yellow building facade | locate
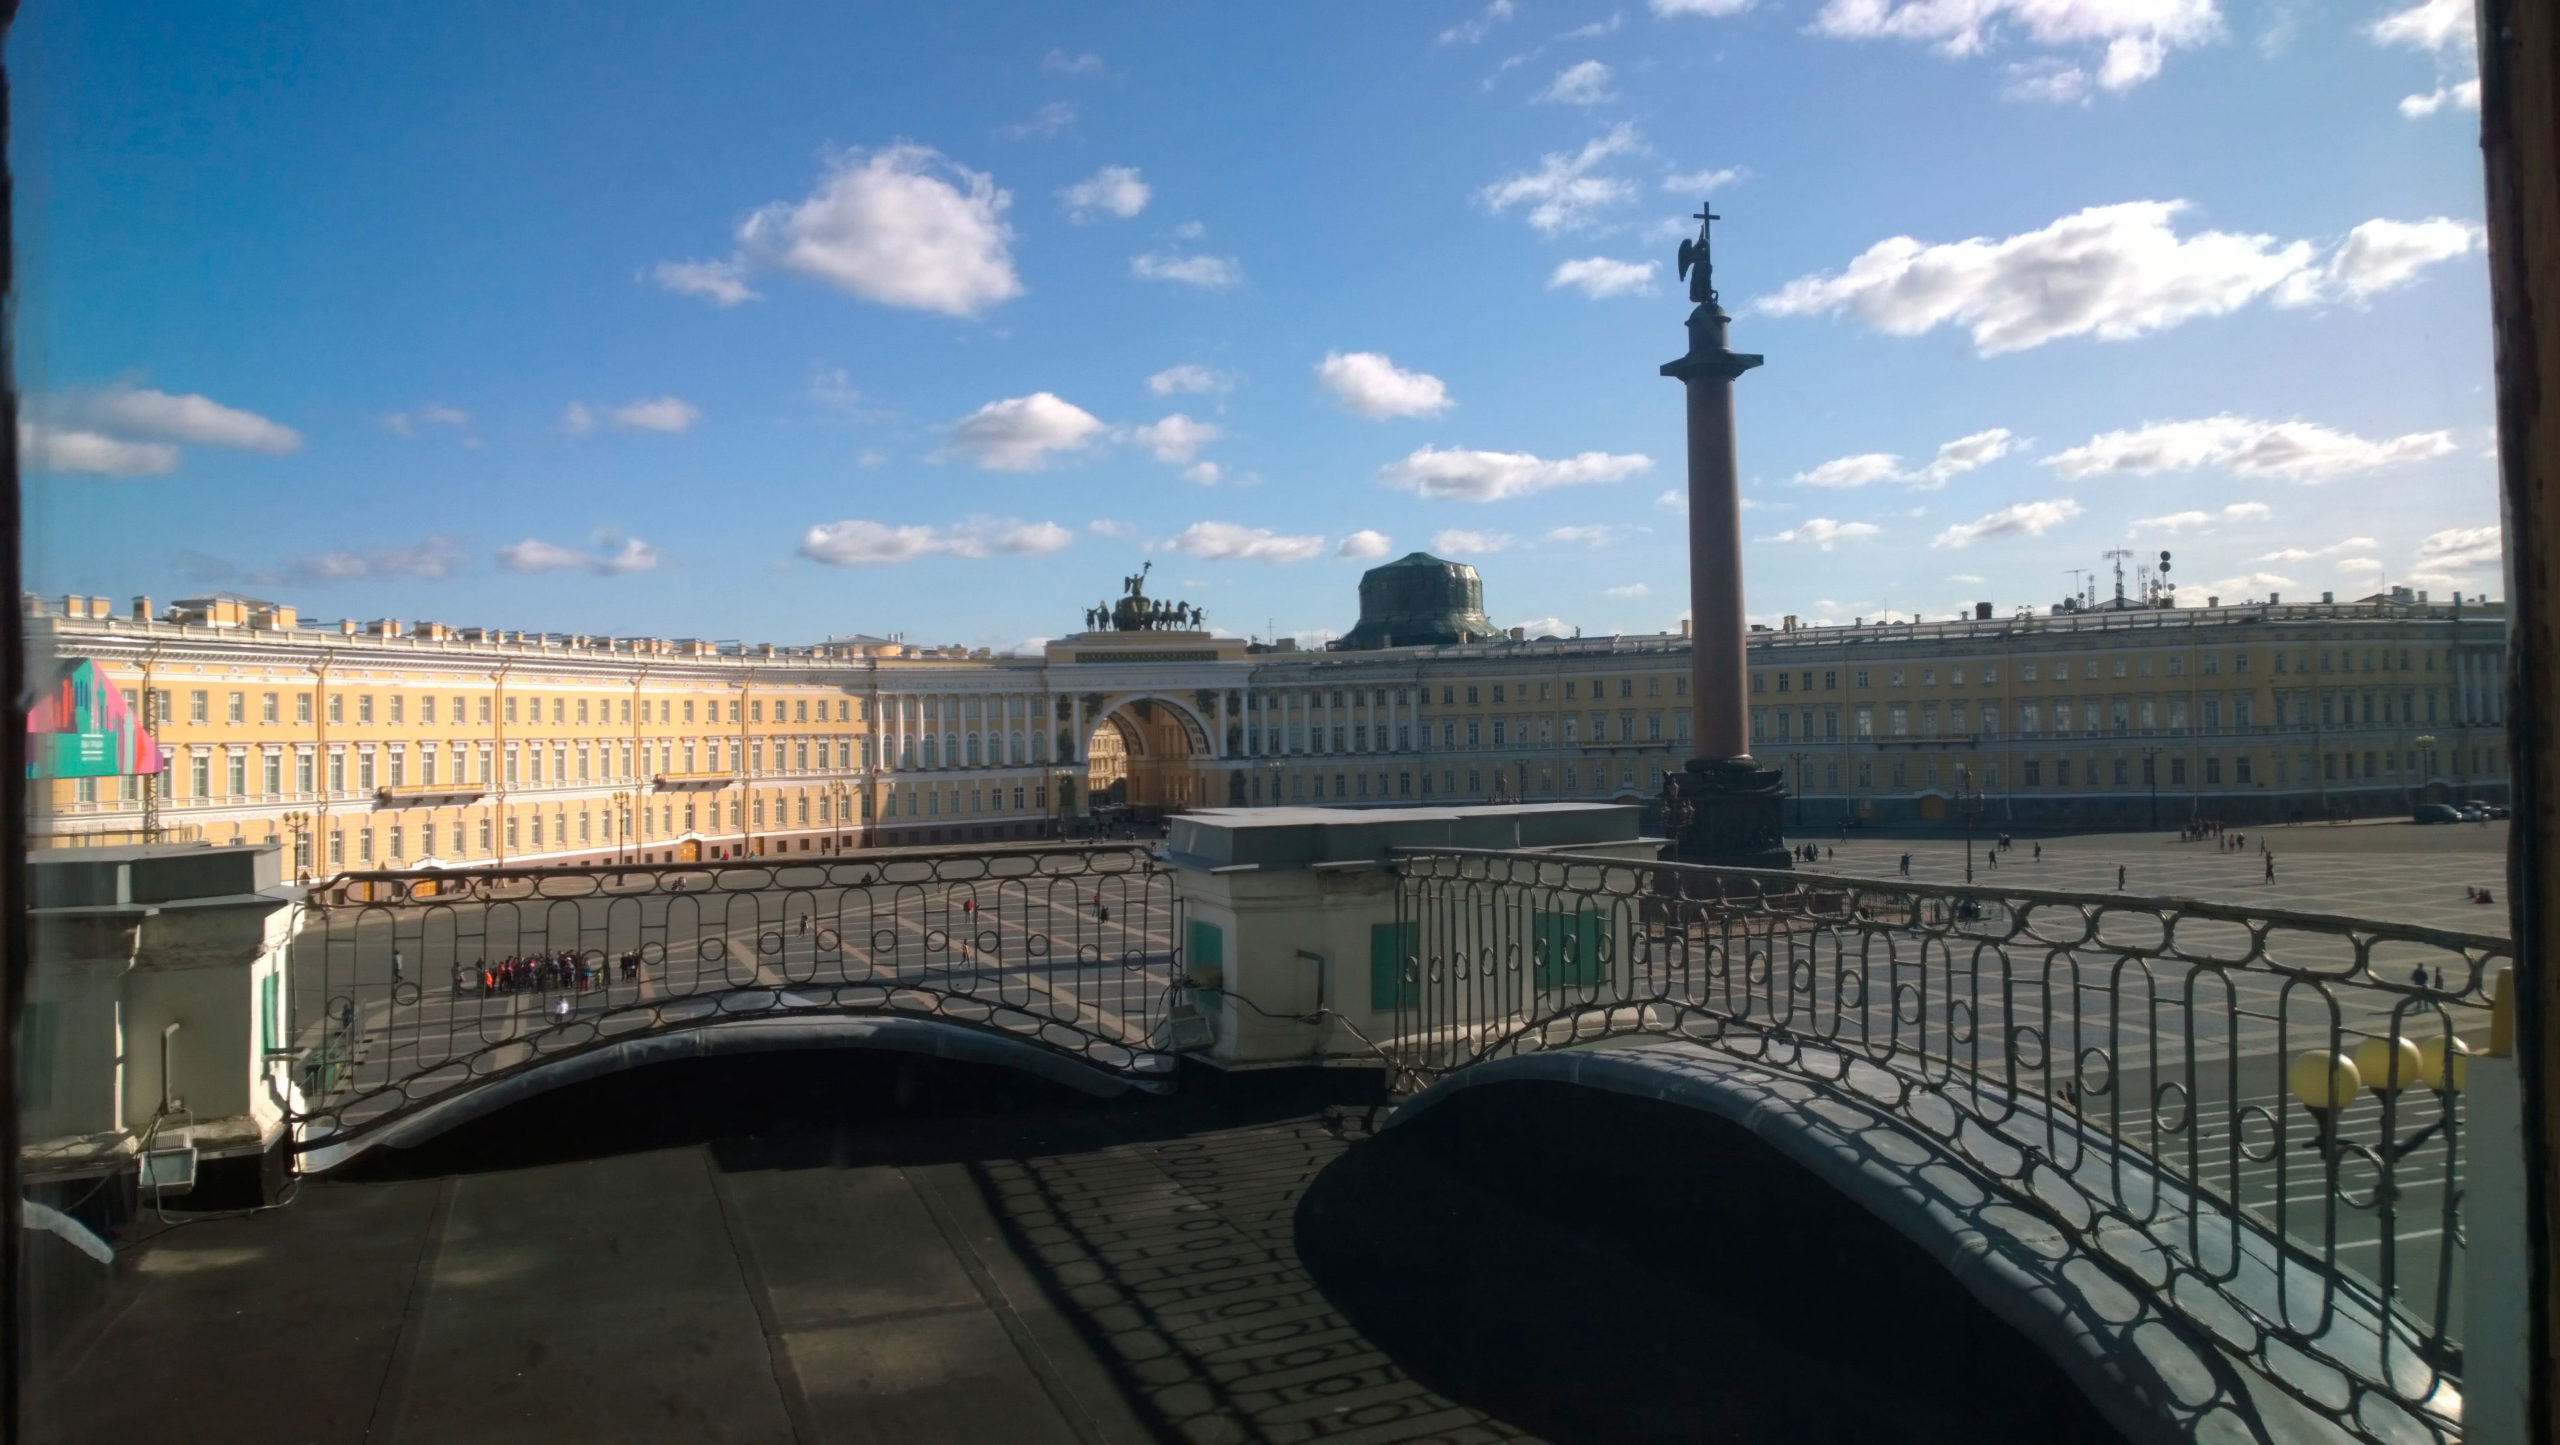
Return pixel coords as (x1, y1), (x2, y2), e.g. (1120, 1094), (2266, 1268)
(29, 586), (2511, 868)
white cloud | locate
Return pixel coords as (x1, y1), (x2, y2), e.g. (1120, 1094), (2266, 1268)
(1439, 0), (1517, 45)
(1946, 573), (1985, 584)
(1147, 364), (1229, 396)
(799, 515), (1074, 566)
(1431, 528), (1515, 555)
(23, 383), (303, 476)
(1317, 351), (1454, 419)
(1545, 523), (1639, 547)
(1560, 14), (1627, 40)
(2337, 557), (2386, 574)
(2399, 80), (2481, 116)
(798, 522), (940, 566)
(1919, 428), (2021, 482)
(1766, 518), (1881, 550)
(1929, 499), (2083, 549)
(2254, 536), (2374, 562)
(1041, 48), (1105, 74)
(2133, 502), (2272, 533)
(562, 402), (595, 435)
(1131, 251), (1242, 289)
(1169, 521), (1325, 563)
(1477, 122), (1643, 234)
(612, 396), (701, 433)
(1183, 462), (1222, 486)
(1792, 428), (2016, 489)
(1661, 166), (1744, 194)
(1539, 59), (1618, 105)
(1810, 0), (2224, 95)
(997, 101), (1078, 141)
(1755, 202), (2478, 356)
(498, 536), (663, 575)
(2319, 217), (2481, 300)
(1060, 165), (1151, 222)
(1126, 413), (1221, 464)
(385, 404), (470, 437)
(37, 382), (301, 457)
(727, 143), (1021, 317)
(1381, 446), (1652, 501)
(1651, 0), (1752, 15)
(1549, 256), (1658, 297)
(809, 368), (884, 419)
(2411, 524), (2502, 577)
(2197, 571), (2297, 597)
(19, 424), (179, 477)
(276, 537), (469, 584)
(650, 258), (760, 306)
(2045, 415), (2457, 481)
(942, 393), (1108, 471)
(1604, 582), (1651, 597)
(2370, 0), (2472, 51)
(1338, 529), (1395, 559)
(943, 516), (1076, 557)
(1087, 519), (1139, 540)
(1794, 453), (1905, 489)
(1654, 488), (1688, 514)
(1511, 616), (1573, 637)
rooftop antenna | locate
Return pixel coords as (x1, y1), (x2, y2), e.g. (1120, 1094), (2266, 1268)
(2103, 548), (2133, 605)
(2065, 569), (2089, 609)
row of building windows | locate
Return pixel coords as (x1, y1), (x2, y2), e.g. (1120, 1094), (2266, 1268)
(157, 687), (866, 729)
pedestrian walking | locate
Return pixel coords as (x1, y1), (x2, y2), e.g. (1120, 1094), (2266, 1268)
(392, 949), (404, 984)
(2264, 855), (2276, 884)
(2033, 843), (2042, 862)
(2116, 864), (2127, 890)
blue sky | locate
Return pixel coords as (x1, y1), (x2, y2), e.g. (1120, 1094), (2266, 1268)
(14, 0), (2497, 649)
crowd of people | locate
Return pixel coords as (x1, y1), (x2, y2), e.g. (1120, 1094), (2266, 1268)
(464, 950), (646, 996)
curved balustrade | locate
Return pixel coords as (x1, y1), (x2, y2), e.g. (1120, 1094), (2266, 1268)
(1388, 847), (2504, 1444)
(288, 845), (1184, 1156)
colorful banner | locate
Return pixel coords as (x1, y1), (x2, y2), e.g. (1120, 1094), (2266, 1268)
(28, 658), (167, 779)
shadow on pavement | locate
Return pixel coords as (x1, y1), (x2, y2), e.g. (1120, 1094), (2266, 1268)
(1295, 1080), (2125, 1444)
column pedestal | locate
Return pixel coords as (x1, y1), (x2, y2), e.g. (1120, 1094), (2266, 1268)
(1659, 756), (1791, 872)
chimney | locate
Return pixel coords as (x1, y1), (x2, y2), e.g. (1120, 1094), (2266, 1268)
(2321, 591), (2334, 604)
(133, 595), (153, 622)
(1508, 626), (1525, 641)
(1678, 618), (1692, 636)
(2207, 596), (2219, 608)
(1782, 614), (1798, 631)
(2269, 592), (2280, 604)
(1973, 601), (1992, 620)
(341, 618), (359, 635)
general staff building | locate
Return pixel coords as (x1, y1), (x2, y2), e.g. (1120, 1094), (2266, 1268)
(27, 552), (2511, 874)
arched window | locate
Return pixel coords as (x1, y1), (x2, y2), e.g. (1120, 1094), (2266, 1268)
(1032, 731), (1048, 762)
(1011, 731), (1025, 764)
(944, 732), (960, 768)
(966, 734), (981, 766)
(921, 737), (939, 769)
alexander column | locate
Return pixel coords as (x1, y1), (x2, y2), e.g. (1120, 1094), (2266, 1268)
(1659, 206), (1790, 872)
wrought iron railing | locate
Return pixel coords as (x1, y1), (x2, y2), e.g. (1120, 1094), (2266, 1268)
(1388, 848), (2502, 1443)
(290, 845), (1183, 1153)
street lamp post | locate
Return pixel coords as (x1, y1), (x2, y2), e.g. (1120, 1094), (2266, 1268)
(2141, 746), (2163, 831)
(826, 780), (850, 853)
(1957, 767), (1976, 884)
(1267, 757), (1284, 809)
(1788, 752), (1808, 829)
(610, 790), (633, 865)
(282, 810), (312, 884)
(2413, 733), (2437, 809)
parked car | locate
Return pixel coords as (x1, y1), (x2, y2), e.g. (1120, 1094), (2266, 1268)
(2457, 803), (2490, 822)
(2485, 804), (2513, 820)
(2413, 803), (2460, 824)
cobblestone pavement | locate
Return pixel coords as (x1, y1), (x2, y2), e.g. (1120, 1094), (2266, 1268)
(1804, 819), (2511, 935)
